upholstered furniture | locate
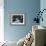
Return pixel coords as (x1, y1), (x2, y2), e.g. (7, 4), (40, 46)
(17, 25), (46, 46)
(32, 25), (46, 46)
(1, 25), (46, 46)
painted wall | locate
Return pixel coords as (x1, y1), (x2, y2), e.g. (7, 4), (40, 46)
(0, 0), (4, 42)
(4, 0), (40, 42)
(40, 0), (46, 27)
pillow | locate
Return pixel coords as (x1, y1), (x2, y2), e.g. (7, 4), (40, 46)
(17, 37), (25, 46)
(23, 32), (34, 46)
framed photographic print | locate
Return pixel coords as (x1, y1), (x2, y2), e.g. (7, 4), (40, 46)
(11, 14), (25, 25)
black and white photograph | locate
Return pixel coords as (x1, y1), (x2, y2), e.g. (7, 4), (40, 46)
(11, 14), (25, 25)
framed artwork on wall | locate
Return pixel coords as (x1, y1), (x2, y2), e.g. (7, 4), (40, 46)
(11, 14), (25, 25)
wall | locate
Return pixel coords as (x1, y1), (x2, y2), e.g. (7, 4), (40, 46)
(4, 0), (40, 42)
(0, 0), (4, 42)
(40, 0), (46, 27)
